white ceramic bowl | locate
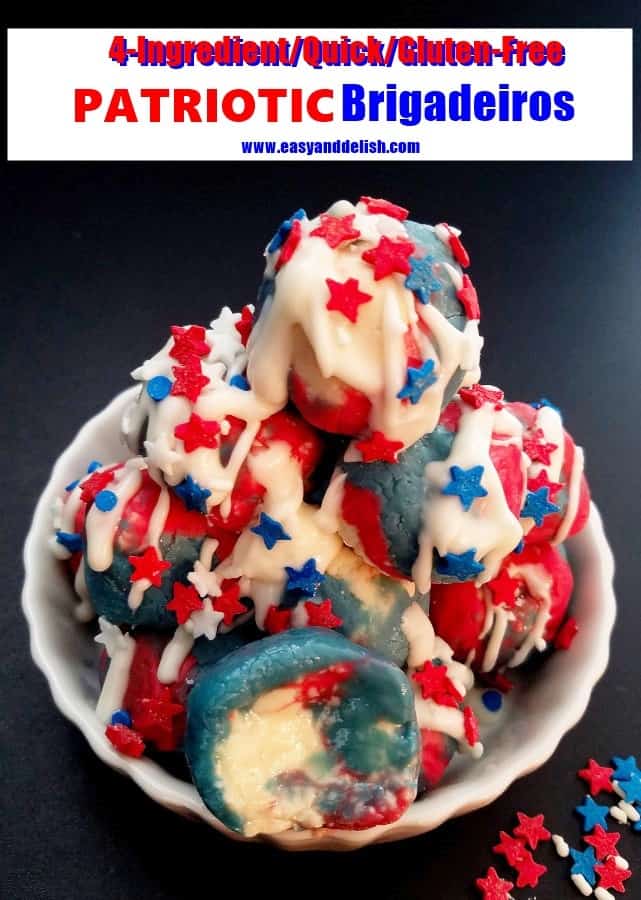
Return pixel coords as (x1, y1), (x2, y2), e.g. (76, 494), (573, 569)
(22, 387), (616, 851)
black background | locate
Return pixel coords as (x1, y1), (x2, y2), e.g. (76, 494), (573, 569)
(2, 10), (641, 899)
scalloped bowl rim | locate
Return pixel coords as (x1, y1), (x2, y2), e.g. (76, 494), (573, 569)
(22, 387), (616, 851)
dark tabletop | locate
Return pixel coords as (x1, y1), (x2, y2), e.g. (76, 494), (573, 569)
(2, 13), (641, 900)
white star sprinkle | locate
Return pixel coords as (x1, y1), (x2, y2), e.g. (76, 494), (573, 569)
(186, 598), (224, 641)
(187, 560), (222, 599)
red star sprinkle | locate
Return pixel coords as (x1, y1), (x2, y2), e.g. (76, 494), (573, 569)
(311, 213), (361, 248)
(578, 759), (615, 796)
(170, 361), (210, 404)
(212, 580), (246, 626)
(80, 468), (116, 504)
(459, 384), (505, 410)
(554, 617), (579, 650)
(128, 546), (171, 587)
(275, 218), (302, 270)
(487, 569), (521, 610)
(264, 605), (292, 634)
(439, 222), (470, 267)
(359, 196), (409, 221)
(361, 235), (416, 280)
(235, 305), (253, 346)
(166, 582), (204, 624)
(493, 831), (531, 867)
(174, 413), (221, 453)
(523, 428), (558, 466)
(412, 661), (463, 708)
(304, 599), (343, 629)
(513, 812), (551, 850)
(527, 469), (563, 500)
(169, 325), (210, 364)
(355, 430), (404, 463)
(475, 866), (514, 900)
(325, 277), (373, 323)
(595, 857), (632, 892)
(464, 706), (480, 747)
(105, 723), (146, 758)
(584, 825), (621, 860)
(132, 687), (184, 745)
(514, 853), (547, 889)
(456, 274), (481, 320)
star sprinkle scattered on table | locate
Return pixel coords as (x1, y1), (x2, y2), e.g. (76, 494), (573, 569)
(513, 812), (551, 850)
(475, 867), (514, 900)
(584, 825), (622, 860)
(595, 857), (632, 893)
(576, 796), (611, 833)
(579, 760), (616, 796)
(569, 846), (598, 887)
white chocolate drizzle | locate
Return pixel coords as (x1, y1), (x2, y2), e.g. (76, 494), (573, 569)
(95, 617), (136, 723)
(247, 200), (483, 449)
(412, 401), (525, 593)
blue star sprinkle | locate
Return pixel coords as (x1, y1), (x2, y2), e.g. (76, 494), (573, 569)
(285, 558), (324, 596)
(442, 465), (488, 511)
(174, 475), (211, 513)
(513, 539), (525, 554)
(267, 208), (307, 253)
(65, 479), (80, 493)
(520, 487), (560, 526)
(230, 374), (250, 391)
(530, 397), (562, 418)
(404, 255), (442, 304)
(397, 359), (438, 405)
(435, 549), (484, 582)
(95, 490), (118, 512)
(569, 846), (597, 887)
(55, 531), (83, 553)
(147, 375), (172, 401)
(110, 709), (132, 727)
(86, 460), (102, 473)
(619, 772), (641, 804)
(634, 819), (641, 833)
(251, 512), (292, 550)
(575, 796), (610, 832)
(481, 690), (503, 713)
(612, 756), (641, 782)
